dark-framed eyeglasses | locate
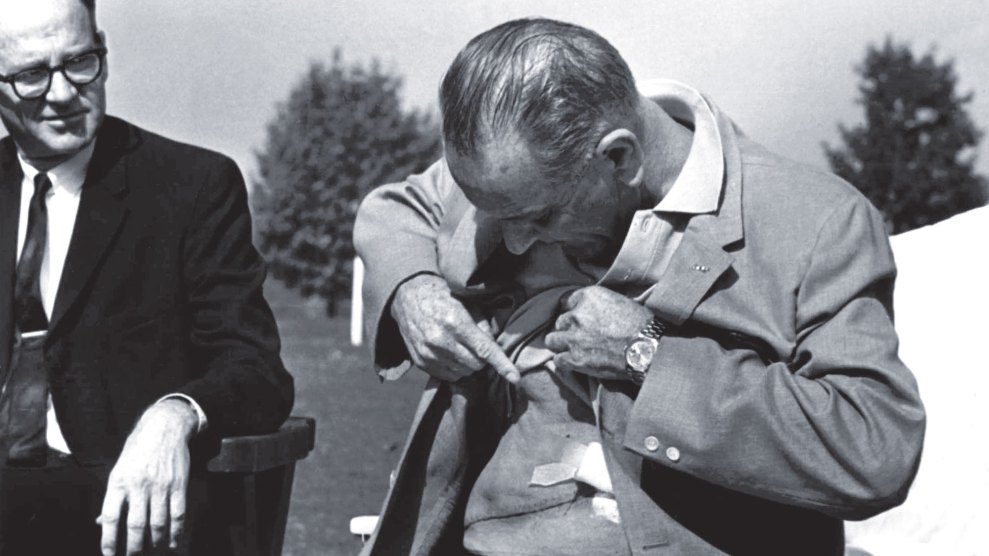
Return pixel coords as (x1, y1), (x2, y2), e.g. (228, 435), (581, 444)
(0, 47), (108, 101)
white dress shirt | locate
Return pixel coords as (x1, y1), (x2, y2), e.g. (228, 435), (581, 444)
(15, 145), (206, 454)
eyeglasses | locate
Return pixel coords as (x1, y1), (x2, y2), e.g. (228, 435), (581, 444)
(0, 47), (107, 101)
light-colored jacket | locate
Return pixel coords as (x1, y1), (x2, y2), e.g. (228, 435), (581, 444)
(353, 99), (925, 555)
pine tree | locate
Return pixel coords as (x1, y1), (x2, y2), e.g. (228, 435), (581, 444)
(253, 50), (441, 314)
(824, 38), (986, 234)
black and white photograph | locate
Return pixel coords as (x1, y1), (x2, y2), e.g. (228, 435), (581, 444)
(0, 0), (986, 554)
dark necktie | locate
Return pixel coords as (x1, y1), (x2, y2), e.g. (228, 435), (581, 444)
(14, 173), (52, 333)
(1, 173), (52, 466)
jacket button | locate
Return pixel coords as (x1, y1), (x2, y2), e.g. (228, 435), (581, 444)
(666, 446), (681, 462)
(644, 436), (660, 452)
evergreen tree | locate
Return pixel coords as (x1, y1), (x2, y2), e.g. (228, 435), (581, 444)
(253, 50), (441, 314)
(824, 38), (986, 234)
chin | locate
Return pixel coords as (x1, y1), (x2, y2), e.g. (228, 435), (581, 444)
(32, 130), (96, 160)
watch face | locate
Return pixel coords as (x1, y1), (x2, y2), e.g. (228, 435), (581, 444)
(626, 338), (658, 373)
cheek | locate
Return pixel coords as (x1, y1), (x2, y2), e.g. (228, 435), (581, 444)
(0, 95), (32, 126)
(80, 85), (107, 114)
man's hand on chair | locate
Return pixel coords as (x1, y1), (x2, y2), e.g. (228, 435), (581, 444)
(99, 399), (198, 555)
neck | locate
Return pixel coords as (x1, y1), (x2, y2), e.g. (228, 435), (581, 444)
(19, 141), (93, 173)
(22, 155), (70, 173)
(636, 98), (693, 207)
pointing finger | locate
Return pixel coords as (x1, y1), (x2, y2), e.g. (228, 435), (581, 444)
(482, 344), (520, 384)
(466, 329), (519, 384)
(474, 317), (493, 336)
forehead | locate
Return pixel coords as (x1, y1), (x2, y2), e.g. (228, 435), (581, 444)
(0, 0), (94, 64)
(445, 136), (561, 218)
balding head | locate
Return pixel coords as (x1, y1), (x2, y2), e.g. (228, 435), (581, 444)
(0, 0), (96, 46)
(440, 18), (639, 188)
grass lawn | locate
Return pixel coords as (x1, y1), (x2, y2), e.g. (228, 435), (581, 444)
(264, 279), (426, 555)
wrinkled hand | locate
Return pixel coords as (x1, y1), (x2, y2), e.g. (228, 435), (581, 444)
(544, 286), (652, 380)
(391, 273), (519, 384)
(99, 399), (198, 555)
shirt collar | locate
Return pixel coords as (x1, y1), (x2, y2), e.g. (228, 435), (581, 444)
(637, 79), (725, 215)
(16, 141), (96, 196)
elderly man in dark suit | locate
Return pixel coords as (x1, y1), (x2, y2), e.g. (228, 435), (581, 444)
(0, 0), (293, 554)
(355, 18), (925, 555)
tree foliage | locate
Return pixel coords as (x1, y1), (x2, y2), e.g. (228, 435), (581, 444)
(253, 50), (441, 314)
(824, 38), (986, 234)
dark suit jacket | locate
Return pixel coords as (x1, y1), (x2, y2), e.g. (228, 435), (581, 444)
(354, 92), (925, 554)
(0, 116), (293, 470)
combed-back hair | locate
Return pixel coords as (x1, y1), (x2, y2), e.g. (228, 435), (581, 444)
(440, 18), (638, 185)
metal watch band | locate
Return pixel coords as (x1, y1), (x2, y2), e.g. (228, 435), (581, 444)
(624, 315), (668, 384)
(640, 316), (667, 340)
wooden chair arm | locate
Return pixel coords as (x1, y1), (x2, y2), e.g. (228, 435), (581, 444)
(207, 416), (316, 473)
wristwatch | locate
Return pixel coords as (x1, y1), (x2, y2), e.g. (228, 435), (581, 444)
(624, 316), (667, 384)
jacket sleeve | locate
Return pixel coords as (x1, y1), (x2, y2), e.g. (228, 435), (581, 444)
(175, 155), (294, 436)
(623, 196), (925, 520)
(353, 159), (459, 379)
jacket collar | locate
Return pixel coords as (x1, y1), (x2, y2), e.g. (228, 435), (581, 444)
(640, 79), (725, 216)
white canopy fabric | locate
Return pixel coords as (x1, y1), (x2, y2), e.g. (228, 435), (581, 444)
(845, 206), (989, 555)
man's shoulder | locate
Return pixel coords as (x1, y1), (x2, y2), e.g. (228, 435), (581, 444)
(736, 137), (879, 226)
(101, 116), (238, 175)
(0, 134), (17, 168)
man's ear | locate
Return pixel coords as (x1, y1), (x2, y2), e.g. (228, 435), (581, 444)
(594, 129), (644, 187)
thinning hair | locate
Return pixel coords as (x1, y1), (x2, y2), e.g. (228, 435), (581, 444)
(440, 18), (638, 185)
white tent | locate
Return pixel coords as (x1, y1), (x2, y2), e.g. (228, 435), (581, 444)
(846, 206), (989, 555)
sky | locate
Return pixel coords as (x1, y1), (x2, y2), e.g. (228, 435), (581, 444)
(10, 1), (989, 184)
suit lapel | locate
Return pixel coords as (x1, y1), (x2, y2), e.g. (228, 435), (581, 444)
(0, 139), (23, 370)
(644, 228), (734, 325)
(644, 113), (745, 325)
(48, 120), (133, 334)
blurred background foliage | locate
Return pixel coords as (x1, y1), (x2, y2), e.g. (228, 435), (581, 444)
(252, 49), (441, 315)
(825, 38), (986, 234)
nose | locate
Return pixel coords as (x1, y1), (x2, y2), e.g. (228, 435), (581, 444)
(501, 220), (540, 255)
(45, 70), (78, 103)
